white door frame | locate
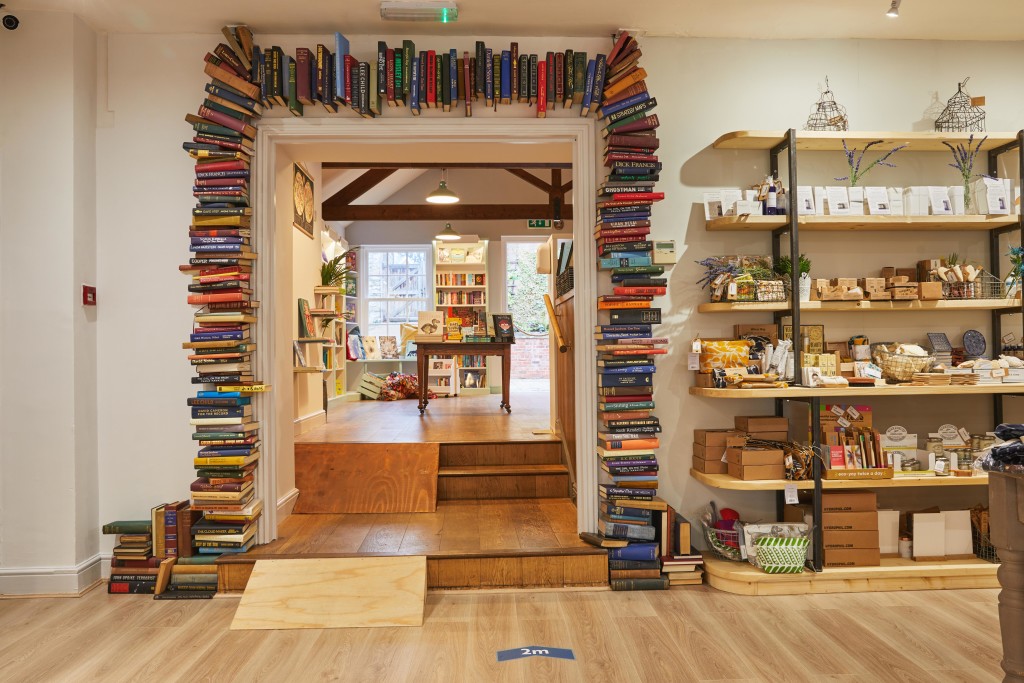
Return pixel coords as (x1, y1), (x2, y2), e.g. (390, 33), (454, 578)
(253, 118), (599, 543)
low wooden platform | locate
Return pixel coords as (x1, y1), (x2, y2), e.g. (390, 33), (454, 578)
(218, 499), (606, 592)
(704, 556), (1000, 595)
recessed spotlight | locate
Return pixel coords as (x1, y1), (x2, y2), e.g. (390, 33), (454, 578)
(886, 0), (901, 18)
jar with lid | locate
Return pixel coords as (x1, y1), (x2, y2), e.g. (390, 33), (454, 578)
(934, 452), (951, 476)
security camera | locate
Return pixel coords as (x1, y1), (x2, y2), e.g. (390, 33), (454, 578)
(1, 4), (18, 30)
(552, 219), (565, 230)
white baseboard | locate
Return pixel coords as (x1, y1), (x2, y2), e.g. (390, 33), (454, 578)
(293, 409), (326, 436)
(0, 553), (104, 596)
(277, 487), (300, 519)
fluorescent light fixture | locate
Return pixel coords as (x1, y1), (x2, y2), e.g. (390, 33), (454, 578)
(435, 223), (461, 241)
(426, 169), (459, 204)
(886, 0), (901, 18)
(380, 1), (458, 22)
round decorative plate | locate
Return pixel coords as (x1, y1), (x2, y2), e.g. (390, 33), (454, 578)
(963, 329), (986, 357)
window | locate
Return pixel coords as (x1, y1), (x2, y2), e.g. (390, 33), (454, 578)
(360, 245), (432, 340)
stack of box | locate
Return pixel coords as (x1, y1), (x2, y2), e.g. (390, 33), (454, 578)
(725, 437), (784, 481)
(735, 415), (788, 441)
(821, 491), (880, 567)
(692, 429), (740, 474)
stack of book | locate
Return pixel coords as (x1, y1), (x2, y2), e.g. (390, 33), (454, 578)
(180, 25), (265, 578)
(607, 542), (666, 590)
(593, 32), (677, 590)
(655, 504), (705, 588)
(104, 519), (156, 593)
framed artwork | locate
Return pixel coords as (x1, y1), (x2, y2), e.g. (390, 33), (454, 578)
(292, 163), (315, 239)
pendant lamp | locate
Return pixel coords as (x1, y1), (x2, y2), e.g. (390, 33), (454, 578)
(426, 169), (459, 204)
(435, 222), (461, 241)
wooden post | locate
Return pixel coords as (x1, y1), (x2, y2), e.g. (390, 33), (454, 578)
(990, 471), (1024, 682)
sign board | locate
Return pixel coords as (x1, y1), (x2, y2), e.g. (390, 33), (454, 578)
(527, 219), (552, 229)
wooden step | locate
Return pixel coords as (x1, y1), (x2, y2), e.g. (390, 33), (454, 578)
(439, 464), (568, 477)
(440, 441), (562, 467)
(437, 463), (571, 500)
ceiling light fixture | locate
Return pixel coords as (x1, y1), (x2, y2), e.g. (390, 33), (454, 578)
(380, 1), (458, 23)
(435, 223), (461, 241)
(886, 0), (901, 18)
(426, 169), (459, 204)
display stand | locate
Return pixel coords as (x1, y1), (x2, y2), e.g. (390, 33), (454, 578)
(312, 286), (349, 401)
(692, 129), (1024, 590)
(433, 240), (490, 393)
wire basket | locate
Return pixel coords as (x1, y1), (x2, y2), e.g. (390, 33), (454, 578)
(702, 522), (743, 561)
(871, 345), (934, 382)
(972, 526), (1000, 563)
(756, 280), (787, 302)
(942, 272), (1005, 300)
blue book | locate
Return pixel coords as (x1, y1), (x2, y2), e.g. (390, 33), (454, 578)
(334, 32), (349, 104)
(591, 53), (607, 112)
(198, 391), (241, 398)
(204, 83), (261, 115)
(198, 447), (256, 456)
(604, 251), (650, 260)
(191, 243), (247, 252)
(600, 92), (651, 119)
(484, 48), (493, 103)
(599, 213), (651, 223)
(599, 257), (653, 269)
(597, 373), (653, 387)
(257, 48), (267, 104)
(600, 365), (657, 375)
(607, 542), (659, 561)
(580, 59), (596, 115)
(191, 331), (246, 341)
(608, 475), (659, 482)
(499, 51), (511, 103)
(410, 56), (420, 112)
(449, 48), (458, 105)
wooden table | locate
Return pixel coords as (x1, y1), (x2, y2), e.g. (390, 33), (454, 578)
(416, 342), (512, 415)
(991, 471), (1024, 682)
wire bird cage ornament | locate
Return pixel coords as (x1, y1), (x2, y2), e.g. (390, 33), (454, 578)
(935, 78), (986, 133)
(805, 78), (849, 132)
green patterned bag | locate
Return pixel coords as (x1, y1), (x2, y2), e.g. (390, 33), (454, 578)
(752, 535), (809, 574)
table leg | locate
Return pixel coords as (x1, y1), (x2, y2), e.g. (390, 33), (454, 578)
(501, 348), (511, 413)
(990, 473), (1024, 682)
(417, 353), (427, 415)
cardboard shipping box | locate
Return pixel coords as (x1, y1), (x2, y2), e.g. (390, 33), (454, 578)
(693, 429), (743, 447)
(821, 491), (877, 513)
(692, 457), (728, 475)
(822, 529), (881, 549)
(693, 442), (726, 462)
(823, 547), (881, 567)
(821, 511), (879, 531)
(747, 430), (788, 441)
(726, 447), (784, 466)
(734, 416), (788, 432)
(734, 323), (778, 345)
(727, 462), (785, 480)
(784, 503), (813, 525)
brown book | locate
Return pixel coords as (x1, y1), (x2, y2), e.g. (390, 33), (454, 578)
(610, 569), (662, 580)
(204, 62), (260, 101)
(177, 506), (204, 559)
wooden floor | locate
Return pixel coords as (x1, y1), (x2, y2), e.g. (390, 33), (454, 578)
(247, 499), (589, 557)
(0, 585), (1004, 682)
(298, 390), (552, 443)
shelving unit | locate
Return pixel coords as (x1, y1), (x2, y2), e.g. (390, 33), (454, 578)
(312, 286), (348, 401)
(432, 240), (490, 392)
(692, 128), (1024, 587)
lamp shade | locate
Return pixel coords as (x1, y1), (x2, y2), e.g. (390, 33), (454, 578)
(426, 179), (459, 204)
(435, 223), (461, 241)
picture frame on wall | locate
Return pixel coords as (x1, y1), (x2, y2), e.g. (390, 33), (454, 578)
(292, 163), (315, 239)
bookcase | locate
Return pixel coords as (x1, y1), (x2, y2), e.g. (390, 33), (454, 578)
(427, 357), (458, 396)
(692, 129), (1024, 592)
(312, 286), (349, 401)
(433, 240), (491, 393)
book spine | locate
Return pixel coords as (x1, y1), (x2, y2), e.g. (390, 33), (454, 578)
(537, 60), (547, 118)
(449, 49), (458, 108)
(462, 53), (471, 117)
(108, 580), (156, 594)
(609, 577), (669, 591)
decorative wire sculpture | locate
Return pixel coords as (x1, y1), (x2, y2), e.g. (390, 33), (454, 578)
(935, 78), (986, 133)
(805, 78), (849, 132)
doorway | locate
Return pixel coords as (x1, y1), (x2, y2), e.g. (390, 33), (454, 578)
(500, 237), (551, 395)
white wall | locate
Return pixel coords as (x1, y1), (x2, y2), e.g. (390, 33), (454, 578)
(0, 11), (99, 593)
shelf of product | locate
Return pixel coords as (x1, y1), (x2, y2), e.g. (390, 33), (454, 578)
(706, 214), (1020, 232)
(690, 469), (989, 491)
(712, 130), (1020, 152)
(697, 299), (1020, 314)
(690, 385), (1024, 399)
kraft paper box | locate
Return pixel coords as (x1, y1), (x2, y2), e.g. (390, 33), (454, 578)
(726, 447), (784, 466)
(727, 462), (785, 481)
(692, 457), (728, 474)
(858, 277), (886, 292)
(693, 429), (743, 447)
(751, 430), (788, 441)
(784, 503), (814, 525)
(693, 442), (726, 461)
(821, 511), (879, 531)
(734, 323), (778, 345)
(823, 547), (881, 567)
(734, 415), (788, 432)
(821, 490), (877, 512)
(822, 529), (881, 549)
(919, 281), (944, 300)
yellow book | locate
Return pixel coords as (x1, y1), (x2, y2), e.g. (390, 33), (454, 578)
(193, 452), (260, 467)
(216, 384), (271, 393)
(603, 68), (647, 99)
(597, 301), (651, 310)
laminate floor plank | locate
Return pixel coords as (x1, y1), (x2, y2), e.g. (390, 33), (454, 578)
(357, 513), (413, 554)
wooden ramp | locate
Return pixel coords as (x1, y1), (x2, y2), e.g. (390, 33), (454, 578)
(230, 557), (427, 630)
(294, 443), (439, 513)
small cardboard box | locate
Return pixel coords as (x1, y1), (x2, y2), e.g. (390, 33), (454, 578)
(726, 447), (784, 466)
(747, 430), (788, 441)
(886, 276), (910, 286)
(831, 277), (858, 289)
(695, 373), (714, 388)
(896, 268), (917, 280)
(822, 529), (881, 549)
(858, 277), (886, 292)
(821, 511), (879, 531)
(734, 416), (788, 432)
(693, 442), (726, 461)
(784, 503), (813, 524)
(866, 290), (893, 301)
(823, 547), (881, 567)
(693, 429), (742, 447)
(821, 491), (877, 512)
(891, 286), (919, 300)
(692, 457), (728, 474)
(725, 434), (748, 448)
(919, 281), (944, 301)
(880, 266), (897, 279)
(727, 462), (785, 481)
(918, 259), (943, 282)
(734, 323), (779, 345)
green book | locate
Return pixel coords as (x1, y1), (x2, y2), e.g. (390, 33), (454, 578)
(394, 51), (404, 105)
(402, 39), (415, 95)
(287, 56), (303, 117)
(564, 49), (574, 107)
(102, 520), (152, 534)
(175, 555), (219, 565)
(201, 99), (247, 121)
(573, 51), (587, 104)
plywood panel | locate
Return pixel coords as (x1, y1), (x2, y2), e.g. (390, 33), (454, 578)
(294, 442), (439, 513)
(231, 557), (427, 630)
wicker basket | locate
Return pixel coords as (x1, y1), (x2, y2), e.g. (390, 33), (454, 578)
(702, 522), (743, 561)
(742, 523), (810, 574)
(872, 346), (934, 382)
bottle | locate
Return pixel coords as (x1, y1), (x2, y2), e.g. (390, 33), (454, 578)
(764, 176), (778, 216)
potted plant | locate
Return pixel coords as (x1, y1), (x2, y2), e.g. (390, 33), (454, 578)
(321, 247), (358, 288)
(774, 254), (812, 302)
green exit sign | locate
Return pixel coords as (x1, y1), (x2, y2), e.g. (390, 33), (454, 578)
(527, 219), (552, 229)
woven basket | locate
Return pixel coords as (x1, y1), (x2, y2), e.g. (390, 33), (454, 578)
(872, 347), (933, 382)
(751, 536), (809, 573)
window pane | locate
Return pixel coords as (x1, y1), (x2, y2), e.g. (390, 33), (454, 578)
(366, 323), (391, 339)
(368, 301), (387, 325)
(367, 275), (387, 298)
(367, 251), (386, 276)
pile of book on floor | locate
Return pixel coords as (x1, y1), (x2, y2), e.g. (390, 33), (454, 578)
(602, 502), (704, 590)
(180, 23), (265, 583)
(104, 519), (156, 593)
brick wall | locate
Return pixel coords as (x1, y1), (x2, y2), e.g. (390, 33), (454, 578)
(511, 335), (550, 379)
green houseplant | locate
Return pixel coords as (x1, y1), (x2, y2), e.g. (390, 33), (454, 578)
(321, 247), (358, 288)
(774, 254), (812, 302)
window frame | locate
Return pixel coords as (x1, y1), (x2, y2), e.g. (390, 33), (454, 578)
(358, 244), (434, 341)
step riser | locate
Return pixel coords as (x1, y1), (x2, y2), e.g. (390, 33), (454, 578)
(440, 442), (562, 467)
(438, 474), (570, 500)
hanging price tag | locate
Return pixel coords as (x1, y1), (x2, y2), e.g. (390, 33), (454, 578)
(784, 483), (799, 505)
(845, 406), (861, 421)
(831, 404), (845, 417)
(688, 353), (700, 371)
(837, 416), (852, 429)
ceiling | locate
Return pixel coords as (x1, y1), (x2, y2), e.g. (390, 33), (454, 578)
(23, 0), (1024, 41)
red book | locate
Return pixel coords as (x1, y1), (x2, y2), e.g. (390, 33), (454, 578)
(594, 219), (651, 229)
(595, 228), (652, 239)
(193, 177), (249, 188)
(296, 47), (313, 105)
(554, 53), (564, 107)
(194, 267), (249, 277)
(193, 136), (252, 153)
(187, 292), (250, 304)
(611, 192), (665, 202)
(536, 60), (547, 118)
(194, 190), (247, 198)
(344, 55), (357, 104)
(605, 348), (668, 356)
(385, 48), (396, 106)
(193, 160), (247, 173)
(607, 32), (633, 66)
(597, 236), (650, 247)
(426, 51), (437, 108)
(198, 273), (251, 284)
(193, 325), (246, 333)
(608, 114), (660, 136)
(614, 287), (667, 296)
(463, 52), (473, 118)
(601, 83), (649, 110)
(197, 106), (255, 138)
(204, 52), (246, 80)
(607, 133), (660, 149)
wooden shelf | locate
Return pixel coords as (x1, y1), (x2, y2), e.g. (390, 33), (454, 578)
(349, 358), (414, 363)
(690, 469), (989, 491)
(689, 384), (1024, 399)
(435, 285), (486, 289)
(697, 298), (1020, 314)
(706, 214), (1020, 232)
(703, 555), (999, 595)
(294, 338), (330, 344)
(313, 286), (345, 295)
(293, 367), (323, 374)
(712, 130), (1020, 152)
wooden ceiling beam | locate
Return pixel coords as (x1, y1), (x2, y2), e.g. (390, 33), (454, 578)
(504, 168), (554, 194)
(321, 203), (574, 222)
(322, 168), (398, 209)
(322, 161), (572, 170)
